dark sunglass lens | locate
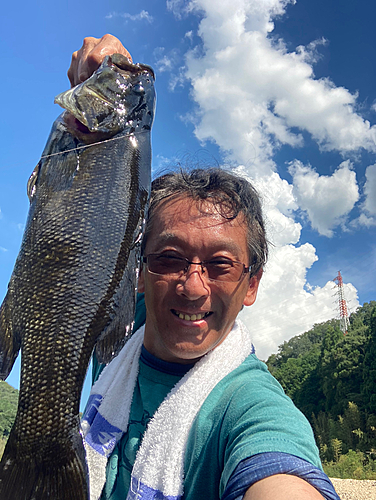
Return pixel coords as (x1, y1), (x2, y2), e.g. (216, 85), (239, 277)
(206, 260), (242, 281)
(149, 255), (186, 275)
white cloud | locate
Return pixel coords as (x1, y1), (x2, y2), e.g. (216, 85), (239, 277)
(106, 10), (153, 23)
(166, 0), (195, 19)
(0, 247), (7, 252)
(288, 160), (359, 236)
(363, 164), (376, 215)
(354, 213), (376, 228)
(354, 163), (376, 227)
(236, 167), (301, 246)
(179, 0), (376, 178)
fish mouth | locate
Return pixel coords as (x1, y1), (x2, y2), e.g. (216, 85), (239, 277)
(171, 309), (212, 322)
(62, 112), (112, 144)
(72, 117), (91, 134)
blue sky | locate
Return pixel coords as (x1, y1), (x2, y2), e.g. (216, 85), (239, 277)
(1, 0), (375, 403)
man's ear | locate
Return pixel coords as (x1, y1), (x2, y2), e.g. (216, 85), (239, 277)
(243, 269), (263, 307)
(138, 266), (145, 293)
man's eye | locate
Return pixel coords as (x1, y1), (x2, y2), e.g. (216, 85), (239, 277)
(209, 259), (234, 268)
(157, 254), (183, 262)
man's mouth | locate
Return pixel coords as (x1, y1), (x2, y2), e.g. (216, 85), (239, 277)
(172, 309), (212, 322)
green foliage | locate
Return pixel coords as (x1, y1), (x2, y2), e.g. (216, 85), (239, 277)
(267, 301), (376, 479)
(0, 381), (18, 438)
(323, 450), (376, 479)
(0, 437), (6, 460)
(362, 307), (376, 412)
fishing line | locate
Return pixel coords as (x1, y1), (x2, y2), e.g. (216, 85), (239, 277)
(40, 130), (148, 160)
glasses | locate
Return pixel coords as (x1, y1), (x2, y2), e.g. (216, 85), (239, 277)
(143, 253), (251, 283)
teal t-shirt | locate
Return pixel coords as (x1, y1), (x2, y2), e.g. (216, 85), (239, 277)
(98, 352), (321, 500)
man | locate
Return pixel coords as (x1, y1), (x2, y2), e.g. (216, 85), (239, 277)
(75, 36), (340, 500)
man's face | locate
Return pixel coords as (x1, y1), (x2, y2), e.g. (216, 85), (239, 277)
(138, 196), (261, 364)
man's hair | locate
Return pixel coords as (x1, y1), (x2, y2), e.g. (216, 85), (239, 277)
(142, 168), (268, 277)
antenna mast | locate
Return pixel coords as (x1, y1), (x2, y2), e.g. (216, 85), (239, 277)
(333, 271), (350, 334)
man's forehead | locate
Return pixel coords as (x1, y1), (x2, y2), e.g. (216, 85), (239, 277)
(154, 195), (244, 227)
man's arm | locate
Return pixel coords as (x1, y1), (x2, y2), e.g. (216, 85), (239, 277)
(244, 474), (324, 499)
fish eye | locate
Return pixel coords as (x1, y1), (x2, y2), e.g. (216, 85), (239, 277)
(132, 83), (145, 95)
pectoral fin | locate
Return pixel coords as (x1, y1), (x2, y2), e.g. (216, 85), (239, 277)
(0, 291), (22, 380)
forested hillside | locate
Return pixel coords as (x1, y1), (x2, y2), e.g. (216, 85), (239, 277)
(0, 380), (19, 457)
(267, 301), (376, 478)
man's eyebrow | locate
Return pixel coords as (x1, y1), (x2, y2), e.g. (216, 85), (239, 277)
(154, 233), (244, 255)
(155, 233), (179, 244)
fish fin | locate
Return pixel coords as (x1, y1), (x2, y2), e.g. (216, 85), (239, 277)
(0, 426), (89, 500)
(0, 292), (22, 380)
(95, 246), (139, 364)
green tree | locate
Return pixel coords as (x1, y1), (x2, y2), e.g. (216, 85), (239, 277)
(0, 381), (18, 438)
(363, 308), (376, 413)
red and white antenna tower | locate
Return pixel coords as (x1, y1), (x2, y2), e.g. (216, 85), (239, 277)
(333, 271), (350, 334)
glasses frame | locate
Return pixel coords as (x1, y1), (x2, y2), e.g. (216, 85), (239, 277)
(142, 253), (251, 283)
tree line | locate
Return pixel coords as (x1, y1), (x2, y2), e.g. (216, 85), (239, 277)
(267, 301), (376, 479)
(0, 380), (19, 458)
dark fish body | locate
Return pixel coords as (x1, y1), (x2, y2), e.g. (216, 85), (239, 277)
(0, 55), (155, 499)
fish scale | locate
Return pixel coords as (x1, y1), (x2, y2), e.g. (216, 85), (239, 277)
(0, 54), (155, 499)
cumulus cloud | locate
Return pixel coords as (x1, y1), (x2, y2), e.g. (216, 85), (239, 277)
(288, 160), (360, 236)
(353, 164), (376, 227)
(236, 167), (301, 246)
(178, 0), (376, 178)
(106, 10), (153, 23)
(355, 213), (376, 227)
(363, 164), (376, 215)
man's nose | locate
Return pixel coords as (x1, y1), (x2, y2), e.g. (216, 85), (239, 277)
(176, 263), (210, 299)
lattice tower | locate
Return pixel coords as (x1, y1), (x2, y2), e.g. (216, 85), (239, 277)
(333, 271), (350, 334)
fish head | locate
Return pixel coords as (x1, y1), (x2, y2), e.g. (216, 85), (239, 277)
(54, 54), (156, 139)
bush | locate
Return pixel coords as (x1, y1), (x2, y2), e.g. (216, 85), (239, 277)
(0, 437), (7, 460)
(323, 450), (376, 479)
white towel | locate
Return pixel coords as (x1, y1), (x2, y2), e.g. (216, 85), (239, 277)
(81, 320), (253, 500)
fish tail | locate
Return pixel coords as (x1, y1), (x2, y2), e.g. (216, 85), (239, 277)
(0, 428), (89, 500)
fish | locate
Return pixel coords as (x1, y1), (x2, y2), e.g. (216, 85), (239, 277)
(0, 53), (156, 500)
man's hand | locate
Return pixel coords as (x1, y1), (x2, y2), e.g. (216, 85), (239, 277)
(67, 34), (132, 87)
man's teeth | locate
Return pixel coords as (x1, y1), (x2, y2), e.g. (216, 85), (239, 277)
(177, 312), (208, 321)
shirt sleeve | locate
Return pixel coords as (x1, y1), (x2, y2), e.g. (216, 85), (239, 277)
(221, 452), (340, 500)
